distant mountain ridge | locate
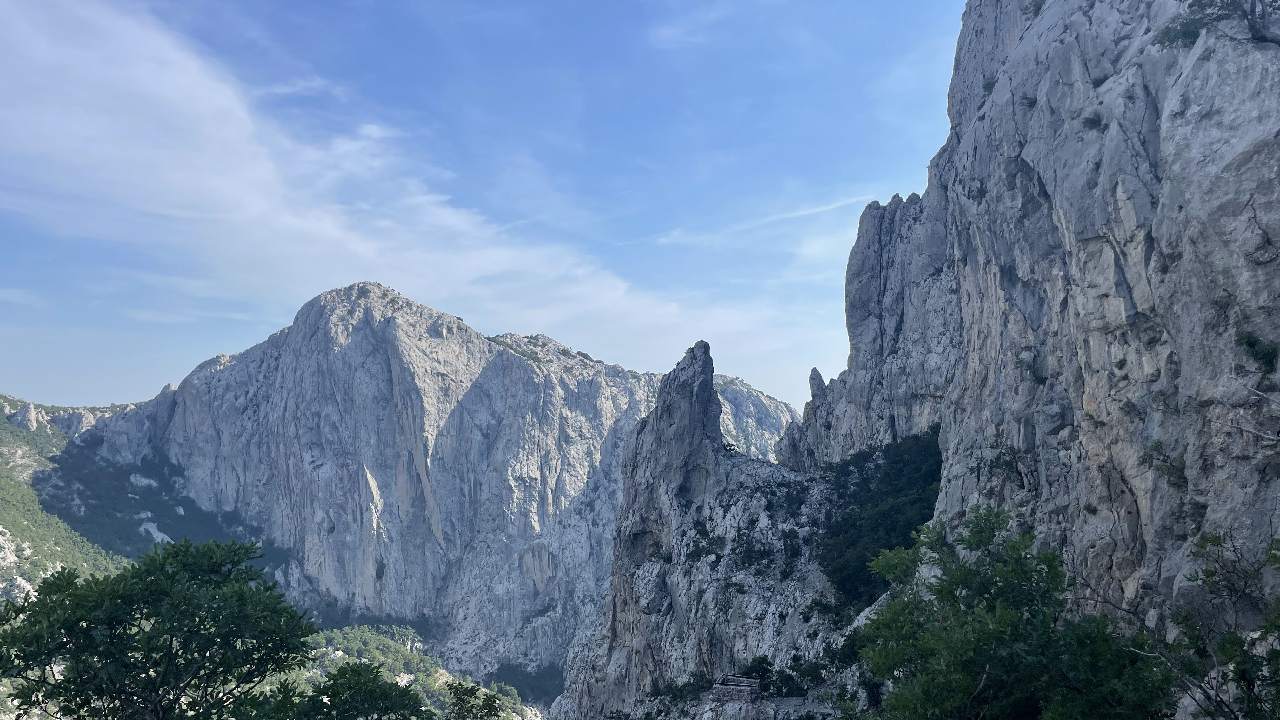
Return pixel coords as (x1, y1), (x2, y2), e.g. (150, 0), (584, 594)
(0, 394), (127, 601)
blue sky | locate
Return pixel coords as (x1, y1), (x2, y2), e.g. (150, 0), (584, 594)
(0, 0), (963, 408)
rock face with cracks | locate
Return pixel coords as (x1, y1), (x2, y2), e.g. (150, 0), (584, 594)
(781, 0), (1280, 618)
(562, 1), (1280, 715)
(9, 1), (1280, 715)
(556, 343), (839, 720)
(68, 282), (795, 681)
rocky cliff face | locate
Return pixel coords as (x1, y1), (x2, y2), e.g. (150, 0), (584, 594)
(782, 0), (1280, 615)
(540, 5), (1280, 716)
(556, 343), (841, 720)
(9, 2), (1277, 715)
(66, 282), (795, 685)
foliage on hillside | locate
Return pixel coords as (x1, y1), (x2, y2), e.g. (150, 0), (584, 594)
(32, 435), (244, 560)
(0, 405), (63, 459)
(0, 540), (526, 719)
(1169, 532), (1280, 719)
(298, 626), (526, 717)
(851, 509), (1176, 719)
(816, 429), (942, 615)
(843, 509), (1280, 720)
(0, 410), (127, 597)
(0, 394), (286, 576)
(0, 540), (317, 718)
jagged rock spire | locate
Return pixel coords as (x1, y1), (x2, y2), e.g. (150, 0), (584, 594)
(641, 340), (724, 457)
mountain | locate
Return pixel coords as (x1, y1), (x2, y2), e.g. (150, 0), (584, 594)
(781, 0), (1280, 615)
(555, 343), (840, 719)
(556, 0), (1280, 716)
(1, 281), (796, 702)
(5, 0), (1278, 715)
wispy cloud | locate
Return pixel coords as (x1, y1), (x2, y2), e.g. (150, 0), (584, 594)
(124, 307), (258, 325)
(0, 0), (588, 315)
(255, 76), (348, 101)
(653, 193), (872, 247)
(739, 195), (874, 230)
(0, 0), (851, 405)
(648, 2), (736, 49)
(484, 153), (600, 238)
(0, 288), (44, 309)
(123, 309), (199, 325)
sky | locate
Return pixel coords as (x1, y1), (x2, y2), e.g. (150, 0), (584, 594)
(0, 0), (963, 409)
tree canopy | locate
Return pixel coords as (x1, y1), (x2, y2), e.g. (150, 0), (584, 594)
(0, 540), (314, 719)
(443, 680), (506, 720)
(854, 510), (1177, 720)
(0, 540), (456, 720)
(274, 662), (436, 720)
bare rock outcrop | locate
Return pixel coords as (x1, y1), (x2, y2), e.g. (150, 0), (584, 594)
(76, 282), (796, 681)
(782, 0), (1280, 615)
(556, 343), (839, 719)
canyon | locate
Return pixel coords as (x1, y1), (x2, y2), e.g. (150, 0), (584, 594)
(3, 0), (1279, 716)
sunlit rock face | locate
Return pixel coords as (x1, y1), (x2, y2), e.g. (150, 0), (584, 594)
(781, 0), (1280, 616)
(555, 343), (839, 720)
(87, 282), (796, 678)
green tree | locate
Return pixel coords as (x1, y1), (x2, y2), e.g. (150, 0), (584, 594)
(855, 509), (1177, 720)
(285, 662), (435, 720)
(818, 430), (942, 614)
(444, 680), (505, 720)
(1169, 532), (1280, 719)
(739, 655), (775, 694)
(0, 540), (315, 719)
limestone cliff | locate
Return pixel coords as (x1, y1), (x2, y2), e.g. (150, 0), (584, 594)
(782, 0), (1280, 615)
(556, 343), (840, 720)
(557, 2), (1280, 716)
(57, 282), (795, 687)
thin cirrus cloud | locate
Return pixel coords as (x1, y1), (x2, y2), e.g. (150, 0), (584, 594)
(649, 3), (736, 49)
(0, 0), (863, 406)
(0, 288), (44, 309)
(254, 76), (349, 101)
(651, 193), (874, 248)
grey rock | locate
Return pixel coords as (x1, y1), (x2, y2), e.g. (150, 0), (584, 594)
(781, 0), (1280, 616)
(3, 395), (123, 442)
(556, 343), (839, 719)
(82, 282), (796, 677)
(10, 403), (48, 433)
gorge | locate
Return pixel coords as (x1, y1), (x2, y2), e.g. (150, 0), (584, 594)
(1, 282), (797, 706)
(2, 0), (1279, 717)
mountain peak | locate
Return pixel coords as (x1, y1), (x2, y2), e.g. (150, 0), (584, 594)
(641, 340), (724, 459)
(289, 282), (468, 345)
(312, 281), (413, 311)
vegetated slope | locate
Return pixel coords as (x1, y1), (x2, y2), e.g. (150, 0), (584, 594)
(814, 428), (942, 615)
(0, 403), (535, 716)
(300, 625), (537, 719)
(0, 396), (126, 600)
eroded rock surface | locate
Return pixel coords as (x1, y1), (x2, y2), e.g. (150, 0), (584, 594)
(781, 0), (1280, 615)
(556, 343), (839, 720)
(72, 282), (795, 680)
